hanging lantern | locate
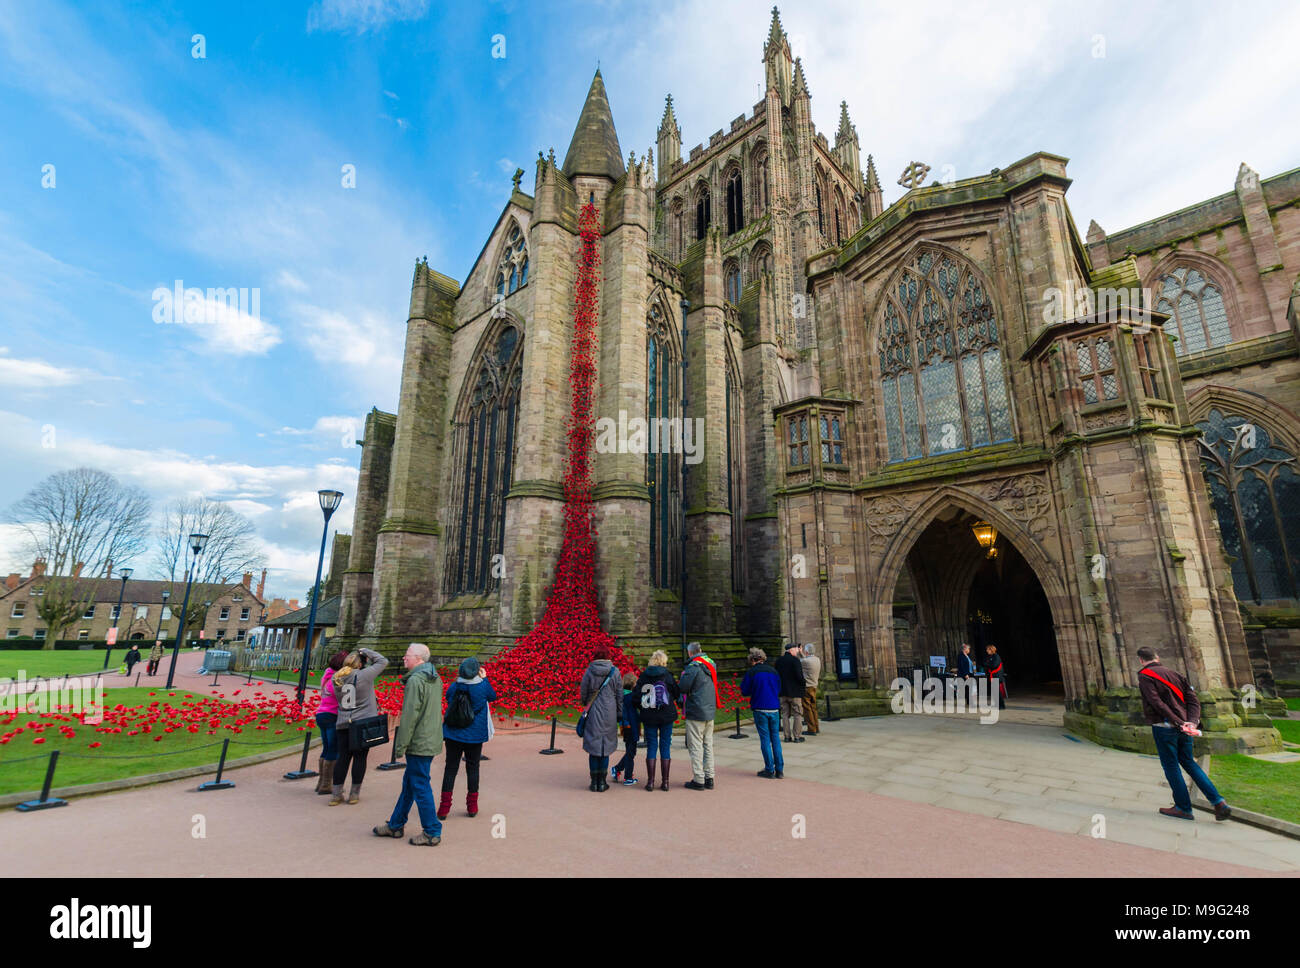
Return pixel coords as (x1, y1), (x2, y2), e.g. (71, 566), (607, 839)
(972, 520), (998, 558)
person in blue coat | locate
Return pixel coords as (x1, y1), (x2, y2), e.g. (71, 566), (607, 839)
(957, 643), (977, 678)
(439, 657), (497, 819)
(740, 648), (784, 779)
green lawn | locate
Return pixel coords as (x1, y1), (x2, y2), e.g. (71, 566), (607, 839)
(1272, 717), (1300, 745)
(1210, 754), (1300, 826)
(0, 651), (116, 679)
(0, 686), (306, 796)
(1285, 698), (1300, 711)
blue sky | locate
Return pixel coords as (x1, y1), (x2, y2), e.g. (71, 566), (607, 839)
(1, 0), (1296, 598)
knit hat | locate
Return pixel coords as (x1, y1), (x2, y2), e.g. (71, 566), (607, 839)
(458, 657), (481, 679)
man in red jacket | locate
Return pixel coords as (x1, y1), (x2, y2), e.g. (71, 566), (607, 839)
(1135, 646), (1231, 822)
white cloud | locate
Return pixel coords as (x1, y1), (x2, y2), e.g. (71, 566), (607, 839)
(158, 291), (282, 356)
(0, 348), (83, 388)
(306, 0), (430, 34)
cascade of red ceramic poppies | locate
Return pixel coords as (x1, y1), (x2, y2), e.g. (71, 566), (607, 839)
(485, 201), (634, 714)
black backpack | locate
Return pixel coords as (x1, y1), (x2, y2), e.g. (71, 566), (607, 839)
(445, 686), (476, 730)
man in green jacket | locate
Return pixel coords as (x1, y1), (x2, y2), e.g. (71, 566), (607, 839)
(374, 643), (444, 846)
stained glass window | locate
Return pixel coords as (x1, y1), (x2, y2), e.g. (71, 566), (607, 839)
(695, 186), (711, 241)
(788, 414), (810, 466)
(1073, 335), (1120, 405)
(876, 249), (1014, 461)
(726, 169), (744, 235)
(1197, 409), (1300, 603)
(1134, 334), (1164, 399)
(819, 414), (845, 464)
(725, 262), (742, 305)
(647, 303), (682, 589)
(447, 325), (523, 596)
(1157, 266), (1232, 355)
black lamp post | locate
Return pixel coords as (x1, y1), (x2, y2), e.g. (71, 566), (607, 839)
(103, 566), (133, 670)
(165, 533), (209, 689)
(297, 489), (343, 707)
(679, 296), (690, 666)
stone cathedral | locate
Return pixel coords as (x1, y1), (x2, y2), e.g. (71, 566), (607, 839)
(335, 9), (1300, 751)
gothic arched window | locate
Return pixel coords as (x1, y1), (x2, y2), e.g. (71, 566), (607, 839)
(446, 325), (523, 596)
(834, 187), (846, 245)
(647, 302), (682, 589)
(725, 361), (746, 593)
(814, 178), (825, 236)
(694, 184), (711, 241)
(1156, 266), (1232, 355)
(876, 249), (1014, 462)
(751, 243), (773, 278)
(670, 198), (684, 260)
(1197, 409), (1300, 603)
(725, 168), (744, 235)
(724, 260), (742, 305)
(494, 222), (528, 299)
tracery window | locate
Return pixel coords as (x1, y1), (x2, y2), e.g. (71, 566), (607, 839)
(647, 302), (682, 589)
(1156, 266), (1232, 355)
(877, 249), (1013, 462)
(725, 261), (742, 305)
(446, 325), (523, 596)
(725, 168), (744, 235)
(694, 185), (711, 241)
(494, 222), (528, 299)
(1134, 334), (1164, 399)
(1197, 409), (1300, 603)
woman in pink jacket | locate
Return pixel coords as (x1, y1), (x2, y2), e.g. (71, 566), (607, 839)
(314, 651), (347, 795)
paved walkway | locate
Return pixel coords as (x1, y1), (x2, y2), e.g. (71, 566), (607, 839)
(718, 704), (1300, 873)
(1, 697), (1294, 877)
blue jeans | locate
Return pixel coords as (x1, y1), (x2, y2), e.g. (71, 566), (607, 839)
(388, 754), (442, 838)
(754, 710), (783, 773)
(643, 721), (673, 759)
(315, 711), (338, 760)
(587, 754), (610, 772)
(1152, 725), (1223, 813)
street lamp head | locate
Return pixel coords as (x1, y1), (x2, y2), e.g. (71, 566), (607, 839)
(318, 489), (344, 515)
(120, 567), (134, 581)
(161, 588), (171, 602)
(189, 533), (210, 556)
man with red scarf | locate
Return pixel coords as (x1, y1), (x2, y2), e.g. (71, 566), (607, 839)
(679, 641), (719, 790)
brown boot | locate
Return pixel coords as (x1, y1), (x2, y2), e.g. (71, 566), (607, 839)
(644, 758), (656, 791)
(315, 759), (332, 795)
(660, 758), (670, 791)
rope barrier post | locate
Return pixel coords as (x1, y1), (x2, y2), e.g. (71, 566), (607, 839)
(378, 725), (403, 771)
(16, 750), (69, 812)
(824, 692), (839, 723)
(539, 716), (564, 755)
(135, 671), (141, 687)
(283, 730), (317, 779)
(728, 706), (748, 739)
(198, 738), (236, 790)
(211, 669), (220, 687)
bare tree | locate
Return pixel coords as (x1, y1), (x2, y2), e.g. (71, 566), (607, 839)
(7, 468), (152, 578)
(155, 497), (265, 586)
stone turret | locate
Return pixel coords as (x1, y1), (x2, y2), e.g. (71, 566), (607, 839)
(656, 94), (681, 182)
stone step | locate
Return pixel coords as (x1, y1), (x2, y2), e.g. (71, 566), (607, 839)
(828, 698), (893, 718)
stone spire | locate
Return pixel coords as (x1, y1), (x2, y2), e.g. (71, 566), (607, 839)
(836, 101), (856, 144)
(792, 56), (809, 98)
(562, 69), (625, 182)
(863, 154), (883, 221)
(763, 6), (793, 105)
(656, 94), (682, 181)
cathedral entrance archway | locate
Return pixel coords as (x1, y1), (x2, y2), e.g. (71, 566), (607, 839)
(885, 502), (1064, 718)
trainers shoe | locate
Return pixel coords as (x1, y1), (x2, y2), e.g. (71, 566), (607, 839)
(409, 832), (442, 846)
(372, 823), (404, 838)
(1213, 801), (1232, 822)
(1159, 806), (1194, 820)
(622, 776), (637, 786)
(775, 770), (785, 778)
(684, 780), (706, 790)
(756, 769), (775, 778)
